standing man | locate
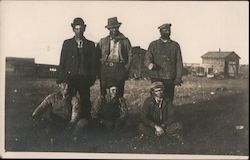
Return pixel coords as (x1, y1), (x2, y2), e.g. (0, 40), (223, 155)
(59, 17), (97, 120)
(96, 17), (132, 97)
(145, 23), (183, 103)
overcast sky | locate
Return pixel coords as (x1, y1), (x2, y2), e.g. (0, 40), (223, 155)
(0, 1), (249, 65)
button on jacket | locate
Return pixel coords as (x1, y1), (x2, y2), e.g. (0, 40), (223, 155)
(144, 39), (183, 81)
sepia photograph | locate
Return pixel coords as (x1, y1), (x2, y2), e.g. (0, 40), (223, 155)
(0, 1), (249, 159)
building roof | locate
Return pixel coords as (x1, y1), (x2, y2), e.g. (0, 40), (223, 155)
(6, 57), (35, 64)
(201, 51), (240, 59)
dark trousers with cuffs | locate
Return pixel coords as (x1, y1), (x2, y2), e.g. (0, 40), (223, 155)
(70, 75), (92, 119)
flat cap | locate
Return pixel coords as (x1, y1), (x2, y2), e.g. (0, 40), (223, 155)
(150, 81), (164, 89)
(158, 23), (172, 29)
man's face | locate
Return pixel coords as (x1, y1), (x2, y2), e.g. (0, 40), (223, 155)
(108, 26), (120, 38)
(59, 82), (69, 95)
(108, 86), (118, 98)
(160, 28), (171, 39)
(153, 87), (164, 98)
(73, 25), (85, 38)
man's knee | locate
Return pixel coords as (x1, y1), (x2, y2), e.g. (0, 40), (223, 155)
(137, 123), (148, 135)
(76, 118), (88, 129)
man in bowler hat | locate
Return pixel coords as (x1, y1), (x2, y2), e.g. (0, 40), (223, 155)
(144, 23), (184, 104)
(96, 17), (132, 97)
(59, 17), (97, 120)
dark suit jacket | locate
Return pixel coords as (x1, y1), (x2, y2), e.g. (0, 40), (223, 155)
(59, 37), (97, 85)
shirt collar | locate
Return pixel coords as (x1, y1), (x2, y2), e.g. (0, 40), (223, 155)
(154, 97), (163, 105)
(74, 36), (84, 42)
(160, 38), (171, 43)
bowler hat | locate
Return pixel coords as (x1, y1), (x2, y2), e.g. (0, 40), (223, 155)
(158, 23), (172, 30)
(71, 17), (86, 28)
(150, 81), (164, 90)
(105, 17), (122, 29)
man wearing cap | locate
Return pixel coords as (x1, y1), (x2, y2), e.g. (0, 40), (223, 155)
(144, 23), (183, 104)
(32, 77), (88, 143)
(59, 17), (97, 120)
(91, 82), (128, 131)
(138, 81), (183, 142)
(96, 17), (132, 97)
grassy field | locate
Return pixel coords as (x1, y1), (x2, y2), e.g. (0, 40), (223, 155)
(4, 76), (249, 155)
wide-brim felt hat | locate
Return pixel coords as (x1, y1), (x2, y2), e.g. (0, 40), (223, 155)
(105, 17), (122, 29)
(71, 17), (86, 28)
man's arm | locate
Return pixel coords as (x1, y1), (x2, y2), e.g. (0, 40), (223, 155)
(144, 42), (155, 70)
(32, 95), (52, 119)
(95, 42), (102, 79)
(141, 98), (157, 128)
(70, 96), (81, 123)
(175, 43), (184, 85)
(118, 97), (128, 120)
(124, 39), (133, 71)
(90, 42), (97, 86)
(59, 41), (67, 77)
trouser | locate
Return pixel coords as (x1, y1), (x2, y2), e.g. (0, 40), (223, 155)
(137, 122), (183, 140)
(100, 62), (127, 97)
(69, 75), (92, 119)
(151, 78), (175, 103)
(43, 114), (88, 139)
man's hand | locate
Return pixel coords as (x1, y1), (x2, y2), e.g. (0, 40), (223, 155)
(148, 63), (155, 70)
(32, 113), (39, 121)
(174, 79), (183, 86)
(154, 125), (164, 136)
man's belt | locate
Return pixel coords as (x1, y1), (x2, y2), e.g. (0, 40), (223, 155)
(104, 62), (123, 67)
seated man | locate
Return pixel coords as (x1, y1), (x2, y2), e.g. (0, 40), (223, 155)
(91, 83), (128, 131)
(32, 77), (88, 144)
(138, 81), (183, 143)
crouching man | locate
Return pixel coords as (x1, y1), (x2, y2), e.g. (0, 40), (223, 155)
(138, 81), (183, 143)
(32, 77), (88, 143)
(91, 83), (128, 132)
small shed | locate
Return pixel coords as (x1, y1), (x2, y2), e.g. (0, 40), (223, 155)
(201, 49), (240, 78)
(129, 46), (147, 79)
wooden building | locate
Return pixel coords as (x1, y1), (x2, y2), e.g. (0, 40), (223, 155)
(129, 46), (148, 79)
(201, 49), (240, 78)
(6, 57), (59, 78)
(6, 57), (36, 77)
